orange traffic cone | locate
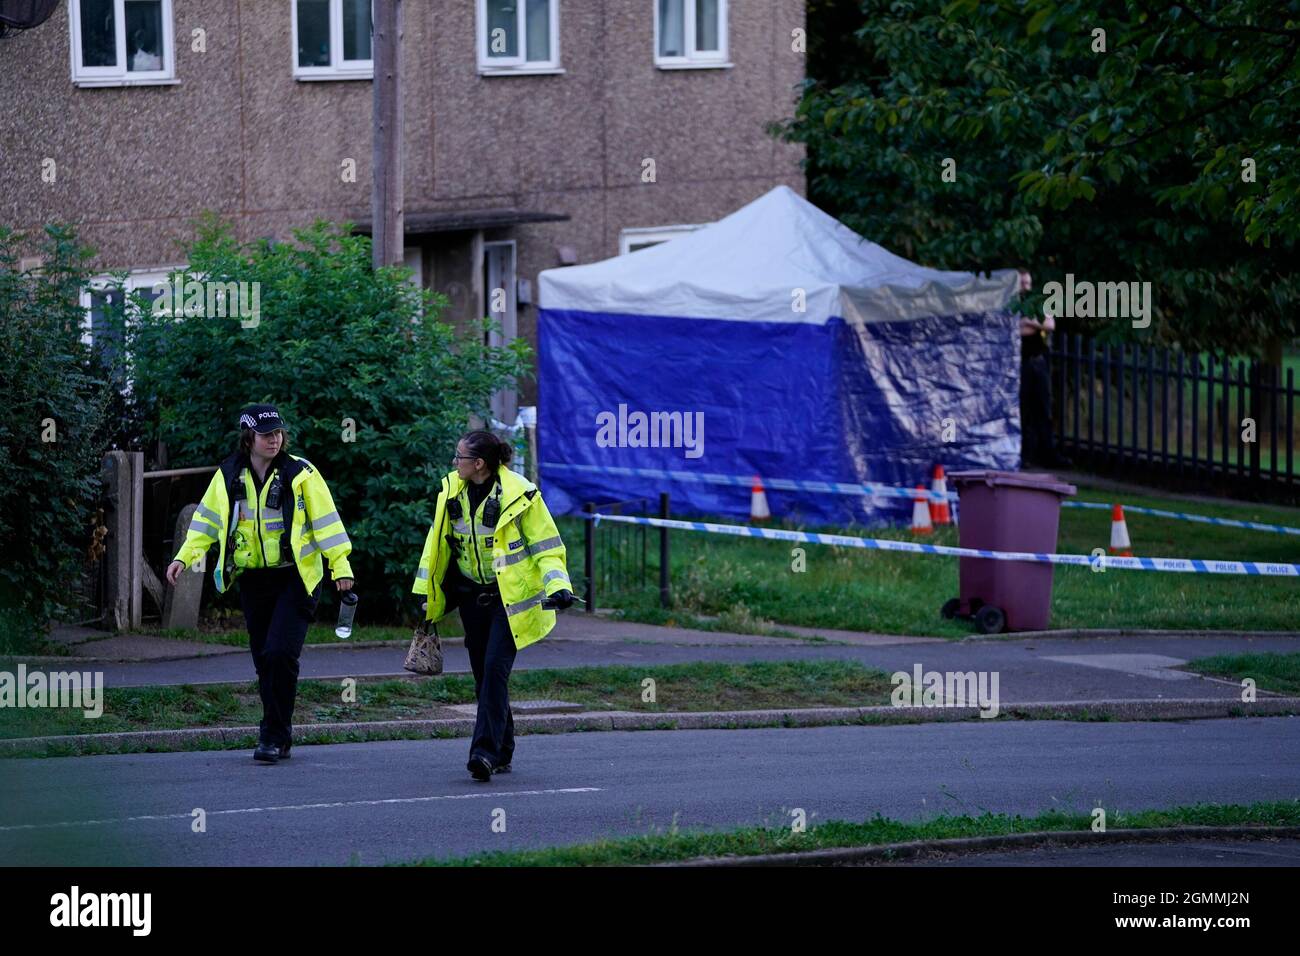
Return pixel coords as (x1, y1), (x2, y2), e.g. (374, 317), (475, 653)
(911, 485), (933, 534)
(750, 476), (770, 522)
(1109, 504), (1132, 556)
(929, 464), (951, 526)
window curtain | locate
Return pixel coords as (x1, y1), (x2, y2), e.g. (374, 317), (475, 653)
(125, 1), (164, 71)
(695, 0), (719, 52)
(658, 0), (684, 57)
(343, 0), (371, 60)
(525, 0), (549, 62)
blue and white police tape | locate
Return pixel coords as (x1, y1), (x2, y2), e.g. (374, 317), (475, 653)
(542, 461), (951, 502)
(583, 512), (1300, 577)
(1060, 500), (1300, 537)
(545, 460), (1300, 537)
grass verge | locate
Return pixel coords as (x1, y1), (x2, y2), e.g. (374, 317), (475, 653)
(400, 800), (1300, 866)
(558, 481), (1300, 638)
(0, 660), (894, 741)
(1184, 652), (1300, 695)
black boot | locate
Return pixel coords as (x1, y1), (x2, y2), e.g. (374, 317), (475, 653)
(254, 740), (279, 763)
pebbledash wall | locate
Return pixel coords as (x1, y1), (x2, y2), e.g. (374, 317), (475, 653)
(0, 0), (806, 408)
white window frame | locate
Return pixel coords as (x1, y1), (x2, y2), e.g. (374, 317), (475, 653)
(80, 266), (184, 345)
(653, 0), (730, 69)
(619, 224), (706, 255)
(292, 0), (374, 81)
(80, 267), (183, 399)
(68, 0), (177, 87)
(477, 0), (562, 75)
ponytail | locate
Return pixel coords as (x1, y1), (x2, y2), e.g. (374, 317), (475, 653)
(461, 429), (513, 471)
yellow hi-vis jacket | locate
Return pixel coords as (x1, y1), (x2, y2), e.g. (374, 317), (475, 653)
(411, 466), (571, 650)
(173, 452), (353, 595)
(450, 478), (506, 586)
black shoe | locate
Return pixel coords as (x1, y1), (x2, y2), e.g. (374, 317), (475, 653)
(492, 762), (511, 774)
(278, 742), (292, 760)
(467, 755), (493, 782)
(254, 741), (279, 763)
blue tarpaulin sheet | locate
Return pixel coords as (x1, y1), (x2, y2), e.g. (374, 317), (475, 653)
(537, 186), (1022, 525)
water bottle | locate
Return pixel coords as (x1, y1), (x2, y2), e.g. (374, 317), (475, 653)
(335, 590), (359, 639)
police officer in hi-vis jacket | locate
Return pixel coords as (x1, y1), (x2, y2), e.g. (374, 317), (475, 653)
(166, 405), (354, 763)
(412, 430), (573, 781)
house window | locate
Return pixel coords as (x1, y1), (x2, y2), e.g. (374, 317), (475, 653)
(478, 0), (560, 74)
(654, 0), (728, 67)
(619, 224), (706, 255)
(294, 0), (373, 80)
(69, 0), (175, 86)
(80, 269), (178, 371)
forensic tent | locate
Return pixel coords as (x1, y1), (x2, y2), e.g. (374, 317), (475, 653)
(537, 185), (1022, 525)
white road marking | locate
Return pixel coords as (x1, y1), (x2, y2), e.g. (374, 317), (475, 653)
(1042, 653), (1195, 681)
(0, 787), (606, 833)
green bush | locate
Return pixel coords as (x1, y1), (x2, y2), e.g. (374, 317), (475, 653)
(126, 216), (530, 619)
(0, 225), (114, 649)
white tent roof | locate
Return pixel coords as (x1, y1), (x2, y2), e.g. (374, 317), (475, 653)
(539, 185), (1018, 324)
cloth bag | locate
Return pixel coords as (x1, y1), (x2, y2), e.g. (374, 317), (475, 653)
(404, 619), (443, 675)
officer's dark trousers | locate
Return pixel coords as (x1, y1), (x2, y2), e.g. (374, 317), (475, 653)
(1020, 353), (1057, 464)
(238, 566), (321, 747)
(458, 588), (517, 768)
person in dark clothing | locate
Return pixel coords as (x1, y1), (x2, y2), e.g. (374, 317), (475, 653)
(166, 405), (355, 763)
(1017, 271), (1071, 469)
(410, 430), (573, 782)
(458, 457), (517, 772)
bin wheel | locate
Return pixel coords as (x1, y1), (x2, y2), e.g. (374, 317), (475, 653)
(974, 605), (1005, 634)
(940, 598), (962, 620)
(969, 597), (985, 613)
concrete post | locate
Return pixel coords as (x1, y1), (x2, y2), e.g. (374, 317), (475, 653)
(162, 504), (203, 630)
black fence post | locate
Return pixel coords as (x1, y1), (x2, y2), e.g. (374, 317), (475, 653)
(1287, 368), (1295, 493)
(1073, 333), (1082, 455)
(659, 492), (671, 608)
(1057, 338), (1300, 504)
(1269, 361), (1280, 484)
(583, 502), (595, 614)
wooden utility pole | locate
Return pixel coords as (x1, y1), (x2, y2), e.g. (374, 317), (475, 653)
(372, 0), (404, 269)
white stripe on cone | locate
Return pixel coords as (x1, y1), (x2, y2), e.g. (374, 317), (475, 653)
(929, 464), (951, 525)
(750, 476), (770, 522)
(1109, 504), (1132, 555)
(911, 485), (933, 534)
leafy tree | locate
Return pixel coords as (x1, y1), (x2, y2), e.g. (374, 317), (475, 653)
(0, 225), (113, 650)
(125, 217), (529, 618)
(775, 0), (1299, 357)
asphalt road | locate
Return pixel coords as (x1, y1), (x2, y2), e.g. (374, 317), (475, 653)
(73, 632), (1300, 703)
(3, 717), (1297, 866)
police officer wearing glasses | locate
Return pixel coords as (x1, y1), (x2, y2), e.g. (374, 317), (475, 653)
(411, 430), (573, 781)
